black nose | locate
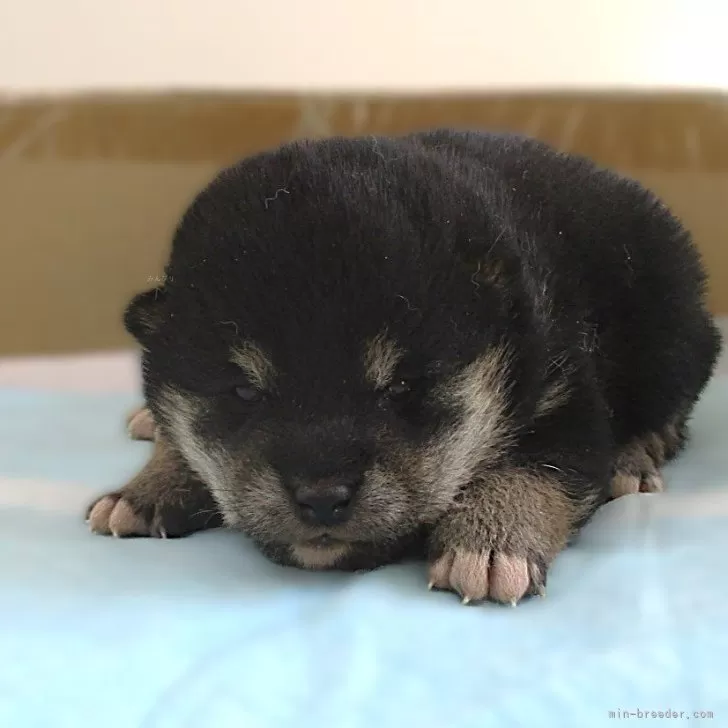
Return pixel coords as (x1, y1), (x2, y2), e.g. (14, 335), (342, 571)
(294, 481), (354, 526)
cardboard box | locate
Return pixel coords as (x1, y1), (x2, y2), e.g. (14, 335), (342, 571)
(2, 93), (726, 355)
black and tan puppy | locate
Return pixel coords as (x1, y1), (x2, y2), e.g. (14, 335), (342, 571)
(88, 130), (722, 604)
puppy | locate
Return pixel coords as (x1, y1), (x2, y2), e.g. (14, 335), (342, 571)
(88, 130), (722, 604)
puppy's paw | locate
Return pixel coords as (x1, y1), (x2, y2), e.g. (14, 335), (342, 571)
(611, 441), (664, 497)
(87, 491), (170, 538)
(610, 468), (664, 497)
(427, 468), (581, 605)
(428, 549), (543, 605)
(87, 436), (222, 539)
(126, 406), (156, 441)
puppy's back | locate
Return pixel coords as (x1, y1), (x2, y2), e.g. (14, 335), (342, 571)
(411, 129), (721, 444)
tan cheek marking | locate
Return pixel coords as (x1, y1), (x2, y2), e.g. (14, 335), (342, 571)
(291, 543), (350, 570)
(420, 345), (514, 516)
(364, 331), (403, 389)
(157, 386), (232, 506)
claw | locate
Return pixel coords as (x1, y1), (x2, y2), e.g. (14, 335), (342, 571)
(461, 596), (472, 605)
(427, 581), (435, 591)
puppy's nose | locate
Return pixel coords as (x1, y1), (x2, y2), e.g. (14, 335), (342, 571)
(294, 481), (354, 526)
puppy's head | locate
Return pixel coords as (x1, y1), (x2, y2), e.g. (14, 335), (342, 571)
(126, 137), (520, 570)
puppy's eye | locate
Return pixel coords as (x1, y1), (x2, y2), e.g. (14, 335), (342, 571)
(234, 386), (263, 402)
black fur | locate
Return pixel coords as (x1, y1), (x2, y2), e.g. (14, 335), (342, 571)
(124, 129), (721, 576)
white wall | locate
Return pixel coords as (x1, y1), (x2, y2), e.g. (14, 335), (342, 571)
(1, 0), (727, 95)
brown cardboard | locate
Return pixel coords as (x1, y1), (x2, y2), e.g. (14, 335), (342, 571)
(1, 161), (216, 354)
(2, 93), (726, 355)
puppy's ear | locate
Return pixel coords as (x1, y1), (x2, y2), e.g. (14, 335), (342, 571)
(124, 287), (167, 344)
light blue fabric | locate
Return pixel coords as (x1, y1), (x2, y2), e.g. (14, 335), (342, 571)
(1, 382), (727, 728)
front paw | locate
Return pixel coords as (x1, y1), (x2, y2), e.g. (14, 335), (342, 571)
(427, 468), (587, 605)
(428, 548), (544, 605)
(126, 406), (156, 441)
(86, 490), (204, 538)
(87, 436), (222, 539)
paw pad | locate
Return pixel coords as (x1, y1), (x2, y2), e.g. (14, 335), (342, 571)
(87, 494), (166, 538)
(126, 407), (156, 441)
(428, 549), (539, 605)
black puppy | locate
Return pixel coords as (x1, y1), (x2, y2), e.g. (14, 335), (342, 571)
(88, 130), (721, 604)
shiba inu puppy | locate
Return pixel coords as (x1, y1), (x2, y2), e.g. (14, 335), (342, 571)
(88, 130), (721, 604)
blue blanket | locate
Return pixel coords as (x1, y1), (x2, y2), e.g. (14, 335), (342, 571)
(1, 380), (727, 727)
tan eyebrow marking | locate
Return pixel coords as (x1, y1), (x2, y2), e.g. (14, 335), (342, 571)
(364, 330), (404, 389)
(230, 341), (276, 389)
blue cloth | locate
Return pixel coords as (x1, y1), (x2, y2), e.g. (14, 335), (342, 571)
(1, 382), (727, 727)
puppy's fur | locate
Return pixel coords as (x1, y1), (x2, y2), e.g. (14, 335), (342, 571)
(88, 130), (721, 603)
